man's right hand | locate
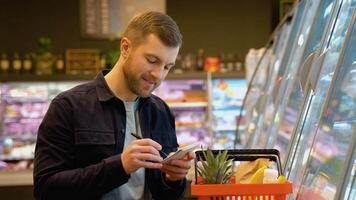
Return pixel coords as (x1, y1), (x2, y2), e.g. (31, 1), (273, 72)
(121, 139), (163, 174)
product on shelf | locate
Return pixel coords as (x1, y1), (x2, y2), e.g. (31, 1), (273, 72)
(212, 79), (247, 148)
(154, 80), (209, 147)
(0, 81), (82, 170)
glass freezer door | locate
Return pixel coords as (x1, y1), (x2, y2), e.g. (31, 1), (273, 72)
(243, 19), (293, 148)
(272, 0), (335, 165)
(297, 11), (356, 199)
(286, 1), (356, 198)
(247, 0), (307, 148)
(240, 15), (294, 147)
(340, 145), (356, 200)
(240, 47), (273, 146)
(252, 0), (321, 148)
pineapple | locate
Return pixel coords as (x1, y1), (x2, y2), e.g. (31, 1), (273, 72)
(197, 148), (234, 184)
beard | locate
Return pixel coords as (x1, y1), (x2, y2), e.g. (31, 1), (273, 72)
(122, 56), (159, 98)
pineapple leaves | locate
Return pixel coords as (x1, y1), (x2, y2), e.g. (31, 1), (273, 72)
(197, 148), (234, 184)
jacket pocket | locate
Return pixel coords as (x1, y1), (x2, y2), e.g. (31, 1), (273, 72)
(74, 129), (115, 167)
(75, 129), (115, 145)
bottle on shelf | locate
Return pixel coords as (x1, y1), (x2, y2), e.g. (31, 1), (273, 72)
(183, 53), (195, 71)
(12, 52), (22, 74)
(0, 53), (10, 74)
(35, 37), (55, 75)
(99, 52), (107, 70)
(196, 48), (205, 71)
(23, 53), (34, 74)
(226, 53), (235, 72)
(235, 53), (243, 72)
(54, 54), (65, 74)
(173, 54), (184, 74)
(2, 137), (13, 155)
(220, 53), (227, 73)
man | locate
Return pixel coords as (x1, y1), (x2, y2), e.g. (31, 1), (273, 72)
(34, 11), (195, 200)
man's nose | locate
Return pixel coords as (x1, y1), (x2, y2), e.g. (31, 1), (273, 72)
(150, 65), (164, 79)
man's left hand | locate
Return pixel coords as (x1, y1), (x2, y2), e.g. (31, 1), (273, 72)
(161, 151), (196, 182)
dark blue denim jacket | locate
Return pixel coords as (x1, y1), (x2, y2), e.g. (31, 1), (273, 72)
(33, 71), (185, 200)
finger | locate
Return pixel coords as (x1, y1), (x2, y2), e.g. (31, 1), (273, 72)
(136, 153), (163, 163)
(162, 164), (189, 174)
(180, 151), (196, 160)
(136, 160), (163, 169)
(187, 151), (196, 159)
(134, 139), (162, 150)
(132, 145), (161, 156)
(169, 159), (193, 170)
(161, 168), (187, 178)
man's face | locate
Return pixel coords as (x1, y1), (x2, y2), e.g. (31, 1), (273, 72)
(122, 34), (179, 97)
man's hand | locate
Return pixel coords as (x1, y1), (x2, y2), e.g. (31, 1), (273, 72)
(121, 139), (163, 174)
(161, 151), (196, 182)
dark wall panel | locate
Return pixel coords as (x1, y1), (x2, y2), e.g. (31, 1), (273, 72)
(168, 0), (274, 56)
(0, 0), (276, 57)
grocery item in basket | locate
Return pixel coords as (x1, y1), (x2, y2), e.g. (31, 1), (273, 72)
(197, 149), (234, 184)
(249, 165), (268, 184)
(262, 168), (279, 183)
(277, 175), (287, 183)
(235, 158), (270, 184)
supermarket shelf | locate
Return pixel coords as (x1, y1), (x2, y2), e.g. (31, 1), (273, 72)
(0, 155), (34, 162)
(167, 71), (245, 80)
(0, 71), (245, 82)
(214, 127), (237, 131)
(176, 126), (206, 131)
(3, 98), (47, 103)
(0, 73), (96, 82)
(168, 102), (208, 107)
(0, 170), (33, 186)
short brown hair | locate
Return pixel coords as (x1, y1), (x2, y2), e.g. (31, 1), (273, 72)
(123, 11), (182, 48)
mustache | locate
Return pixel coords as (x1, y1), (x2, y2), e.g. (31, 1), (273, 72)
(143, 75), (160, 83)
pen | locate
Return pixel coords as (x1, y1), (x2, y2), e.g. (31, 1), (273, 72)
(130, 133), (168, 158)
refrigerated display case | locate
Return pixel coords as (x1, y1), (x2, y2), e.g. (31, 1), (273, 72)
(154, 77), (247, 149)
(153, 80), (210, 147)
(261, 0), (325, 150)
(238, 4), (295, 147)
(296, 12), (356, 199)
(246, 0), (308, 148)
(0, 81), (82, 168)
(341, 149), (355, 200)
(269, 0), (336, 165)
(211, 79), (246, 149)
(285, 1), (356, 199)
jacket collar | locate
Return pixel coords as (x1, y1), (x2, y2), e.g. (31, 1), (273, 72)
(94, 70), (150, 105)
(95, 70), (116, 102)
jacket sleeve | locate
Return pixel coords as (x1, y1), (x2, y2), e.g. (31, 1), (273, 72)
(33, 98), (129, 200)
(148, 169), (187, 200)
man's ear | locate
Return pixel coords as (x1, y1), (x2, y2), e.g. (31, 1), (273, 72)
(120, 37), (131, 58)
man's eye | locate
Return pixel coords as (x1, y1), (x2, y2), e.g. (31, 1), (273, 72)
(164, 65), (173, 70)
(147, 58), (156, 64)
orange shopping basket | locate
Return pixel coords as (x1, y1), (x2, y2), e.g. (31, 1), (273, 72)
(191, 149), (293, 200)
